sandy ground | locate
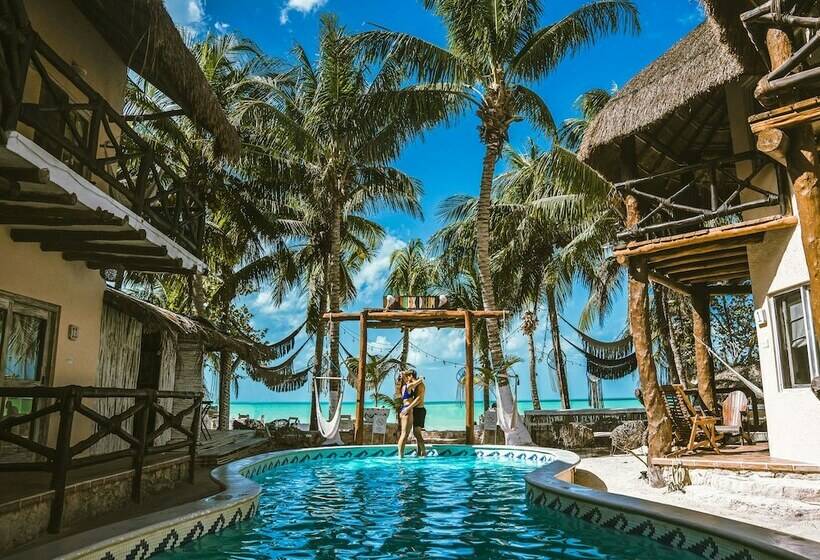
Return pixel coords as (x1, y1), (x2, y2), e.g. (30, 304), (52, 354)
(576, 454), (820, 543)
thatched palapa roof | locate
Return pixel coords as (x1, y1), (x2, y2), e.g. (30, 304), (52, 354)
(103, 288), (266, 364)
(579, 2), (762, 175)
(71, 0), (240, 159)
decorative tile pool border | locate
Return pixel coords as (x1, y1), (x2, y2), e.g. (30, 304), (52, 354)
(10, 444), (820, 560)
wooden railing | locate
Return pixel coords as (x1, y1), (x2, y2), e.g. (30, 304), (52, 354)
(615, 151), (787, 242)
(0, 21), (204, 255)
(0, 385), (202, 533)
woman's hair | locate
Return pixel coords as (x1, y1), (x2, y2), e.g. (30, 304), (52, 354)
(402, 369), (418, 379)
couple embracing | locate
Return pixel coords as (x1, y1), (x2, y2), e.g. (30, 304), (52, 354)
(396, 369), (426, 458)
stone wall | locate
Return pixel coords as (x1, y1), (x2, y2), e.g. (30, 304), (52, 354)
(0, 457), (190, 554)
(524, 408), (647, 450)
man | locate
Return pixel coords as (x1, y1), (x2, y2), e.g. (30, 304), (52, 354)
(399, 370), (427, 457)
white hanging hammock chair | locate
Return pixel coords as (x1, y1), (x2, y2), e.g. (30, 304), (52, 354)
(313, 376), (344, 446)
(494, 373), (521, 434)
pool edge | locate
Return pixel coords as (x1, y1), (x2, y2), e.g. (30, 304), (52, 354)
(8, 444), (820, 560)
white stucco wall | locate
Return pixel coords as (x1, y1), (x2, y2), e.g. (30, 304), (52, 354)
(748, 223), (820, 465)
(725, 84), (820, 466)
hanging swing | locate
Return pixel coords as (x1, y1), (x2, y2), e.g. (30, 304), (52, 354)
(494, 313), (523, 435)
(313, 374), (345, 445)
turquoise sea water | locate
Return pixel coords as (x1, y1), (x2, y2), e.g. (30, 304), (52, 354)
(159, 454), (695, 559)
(231, 399), (643, 430)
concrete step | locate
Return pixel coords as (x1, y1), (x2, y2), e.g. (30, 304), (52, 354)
(680, 483), (820, 520)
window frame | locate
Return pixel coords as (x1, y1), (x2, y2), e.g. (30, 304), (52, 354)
(0, 290), (59, 388)
(769, 285), (820, 390)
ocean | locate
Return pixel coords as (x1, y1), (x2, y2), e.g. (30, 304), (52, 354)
(230, 398), (643, 430)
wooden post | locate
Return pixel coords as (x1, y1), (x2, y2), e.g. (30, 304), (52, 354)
(692, 287), (716, 412)
(132, 389), (152, 504)
(189, 395), (202, 484)
(48, 387), (76, 533)
(464, 311), (475, 445)
(354, 311), (368, 445)
(625, 194), (673, 487)
(759, 27), (820, 344)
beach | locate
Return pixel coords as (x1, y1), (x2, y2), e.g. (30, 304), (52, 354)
(230, 398), (643, 430)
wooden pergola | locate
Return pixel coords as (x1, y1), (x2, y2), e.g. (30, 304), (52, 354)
(321, 309), (508, 445)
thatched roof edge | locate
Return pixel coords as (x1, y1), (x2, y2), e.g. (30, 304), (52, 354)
(71, 0), (241, 159)
(103, 288), (263, 364)
(578, 13), (758, 166)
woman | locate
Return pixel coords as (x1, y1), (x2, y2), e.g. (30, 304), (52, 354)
(396, 370), (423, 458)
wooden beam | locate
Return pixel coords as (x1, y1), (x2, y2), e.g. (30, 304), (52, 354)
(705, 284), (753, 295)
(648, 237), (762, 264)
(756, 128), (790, 166)
(749, 96), (820, 134)
(64, 252), (182, 268)
(0, 166), (49, 184)
(10, 229), (146, 242)
(354, 311), (368, 445)
(675, 264), (750, 283)
(40, 242), (167, 257)
(615, 215), (794, 260)
(464, 310), (475, 445)
(0, 189), (77, 206)
(0, 208), (125, 226)
(322, 309), (508, 323)
(663, 256), (749, 276)
(86, 262), (190, 275)
(653, 248), (748, 270)
(647, 272), (692, 297)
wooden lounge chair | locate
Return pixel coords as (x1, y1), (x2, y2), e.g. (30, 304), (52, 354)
(716, 390), (753, 444)
(661, 384), (721, 456)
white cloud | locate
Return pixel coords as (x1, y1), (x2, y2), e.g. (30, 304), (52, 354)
(280, 0), (328, 24)
(250, 289), (307, 330)
(406, 328), (463, 368)
(353, 234), (406, 300)
(214, 21), (230, 33)
(165, 0), (205, 25)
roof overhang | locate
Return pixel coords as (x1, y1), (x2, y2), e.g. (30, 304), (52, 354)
(1, 131), (206, 274)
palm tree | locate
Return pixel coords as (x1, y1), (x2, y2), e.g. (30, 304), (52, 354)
(246, 16), (461, 411)
(344, 353), (405, 408)
(354, 0), (639, 444)
(385, 239), (437, 367)
(520, 311), (541, 409)
(125, 33), (293, 429)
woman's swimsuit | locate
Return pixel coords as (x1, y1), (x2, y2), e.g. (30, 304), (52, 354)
(400, 385), (415, 414)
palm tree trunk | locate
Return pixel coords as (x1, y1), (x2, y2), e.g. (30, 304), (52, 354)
(327, 200), (342, 418)
(475, 140), (532, 445)
(527, 327), (541, 410)
(400, 327), (410, 368)
(653, 285), (679, 386)
(310, 291), (326, 432)
(480, 347), (491, 412)
(192, 274), (207, 317)
(546, 289), (570, 409)
(218, 351), (231, 431)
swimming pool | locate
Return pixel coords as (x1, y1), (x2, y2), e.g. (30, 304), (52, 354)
(157, 450), (696, 560)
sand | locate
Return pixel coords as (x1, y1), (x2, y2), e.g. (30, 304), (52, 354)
(576, 454), (820, 543)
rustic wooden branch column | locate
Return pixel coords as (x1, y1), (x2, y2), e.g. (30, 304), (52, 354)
(464, 310), (475, 444)
(758, 28), (820, 340)
(625, 194), (673, 487)
(354, 311), (368, 445)
(691, 287), (716, 412)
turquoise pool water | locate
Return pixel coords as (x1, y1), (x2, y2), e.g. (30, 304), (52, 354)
(159, 455), (696, 559)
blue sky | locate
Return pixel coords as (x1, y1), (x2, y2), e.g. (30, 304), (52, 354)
(165, 0), (705, 404)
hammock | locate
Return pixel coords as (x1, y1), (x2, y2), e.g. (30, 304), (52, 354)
(562, 336), (637, 380)
(313, 376), (344, 445)
(560, 315), (633, 360)
(250, 338), (312, 390)
(494, 375), (520, 433)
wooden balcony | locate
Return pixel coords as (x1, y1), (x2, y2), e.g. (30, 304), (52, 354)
(0, 24), (205, 270)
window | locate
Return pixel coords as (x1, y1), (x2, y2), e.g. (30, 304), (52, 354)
(772, 286), (820, 388)
(0, 292), (57, 385)
(34, 80), (89, 175)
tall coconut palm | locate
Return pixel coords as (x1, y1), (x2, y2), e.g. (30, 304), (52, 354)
(354, 0), (639, 444)
(385, 239), (437, 367)
(245, 16), (461, 411)
(124, 33), (294, 429)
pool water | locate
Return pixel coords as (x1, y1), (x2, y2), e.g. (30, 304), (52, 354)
(159, 455), (698, 559)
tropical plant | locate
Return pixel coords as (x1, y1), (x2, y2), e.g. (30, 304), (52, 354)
(385, 239), (438, 367)
(344, 353), (407, 408)
(244, 15), (461, 411)
(353, 0), (640, 444)
(124, 32), (291, 429)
